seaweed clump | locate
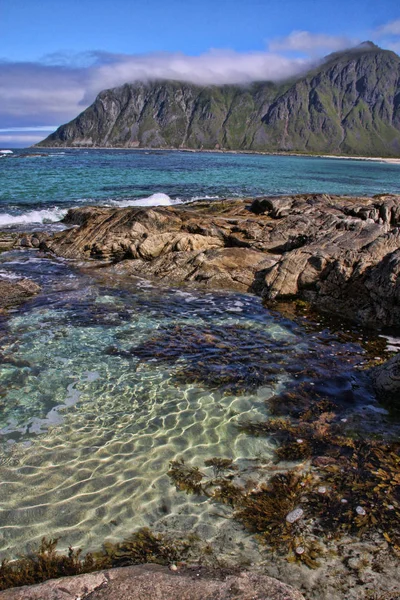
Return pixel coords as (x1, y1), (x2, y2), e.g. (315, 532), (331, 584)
(0, 528), (193, 592)
(236, 383), (400, 554)
(99, 528), (192, 568)
(127, 323), (293, 393)
(167, 458), (207, 494)
(0, 537), (100, 591)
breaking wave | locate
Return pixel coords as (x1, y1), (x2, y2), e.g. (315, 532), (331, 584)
(0, 207), (68, 226)
(113, 193), (183, 207)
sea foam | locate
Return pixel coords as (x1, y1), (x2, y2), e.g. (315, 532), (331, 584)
(113, 193), (182, 207)
(0, 207), (68, 226)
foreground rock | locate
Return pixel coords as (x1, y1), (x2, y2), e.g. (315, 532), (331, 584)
(39, 193), (400, 327)
(0, 564), (305, 600)
(0, 278), (40, 312)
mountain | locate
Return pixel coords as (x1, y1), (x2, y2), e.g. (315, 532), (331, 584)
(38, 43), (400, 156)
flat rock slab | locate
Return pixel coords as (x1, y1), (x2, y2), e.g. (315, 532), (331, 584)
(0, 564), (305, 600)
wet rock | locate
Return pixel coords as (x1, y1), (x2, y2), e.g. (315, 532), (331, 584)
(0, 232), (20, 252)
(0, 564), (306, 600)
(371, 353), (400, 399)
(0, 278), (40, 311)
(40, 194), (400, 327)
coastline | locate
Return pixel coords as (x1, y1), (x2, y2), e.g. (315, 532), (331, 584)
(32, 145), (400, 164)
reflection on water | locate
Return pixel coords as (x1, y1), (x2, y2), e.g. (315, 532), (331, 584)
(0, 250), (375, 558)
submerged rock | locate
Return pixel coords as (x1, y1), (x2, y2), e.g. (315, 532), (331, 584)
(0, 564), (306, 600)
(0, 278), (40, 312)
(38, 193), (400, 327)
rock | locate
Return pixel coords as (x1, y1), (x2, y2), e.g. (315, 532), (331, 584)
(16, 153), (49, 158)
(0, 564), (306, 600)
(0, 232), (20, 252)
(0, 278), (40, 311)
(40, 193), (400, 327)
(371, 353), (400, 398)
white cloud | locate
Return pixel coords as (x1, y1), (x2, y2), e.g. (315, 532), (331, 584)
(85, 49), (310, 101)
(269, 31), (356, 55)
(375, 19), (400, 36)
(386, 40), (400, 53)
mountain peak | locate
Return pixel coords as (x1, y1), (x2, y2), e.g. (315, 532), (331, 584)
(357, 41), (381, 51)
(324, 41), (384, 63)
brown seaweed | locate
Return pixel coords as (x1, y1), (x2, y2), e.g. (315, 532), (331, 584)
(0, 528), (193, 591)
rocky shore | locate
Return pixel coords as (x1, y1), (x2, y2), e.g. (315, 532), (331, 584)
(1, 193), (399, 598)
(32, 193), (400, 329)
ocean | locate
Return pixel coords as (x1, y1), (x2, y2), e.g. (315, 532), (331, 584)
(0, 149), (399, 227)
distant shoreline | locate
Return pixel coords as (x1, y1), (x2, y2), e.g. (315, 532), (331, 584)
(33, 146), (400, 164)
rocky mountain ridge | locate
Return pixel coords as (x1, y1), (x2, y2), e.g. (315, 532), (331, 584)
(38, 43), (400, 156)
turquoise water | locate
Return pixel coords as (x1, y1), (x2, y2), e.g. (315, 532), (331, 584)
(0, 149), (399, 227)
(0, 149), (395, 561)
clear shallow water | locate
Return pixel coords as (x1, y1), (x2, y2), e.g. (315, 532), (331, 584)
(0, 149), (395, 562)
(0, 149), (399, 227)
(0, 250), (375, 558)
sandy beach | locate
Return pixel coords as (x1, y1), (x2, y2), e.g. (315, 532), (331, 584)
(32, 145), (400, 163)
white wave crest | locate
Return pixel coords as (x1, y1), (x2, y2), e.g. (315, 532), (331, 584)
(0, 149), (13, 154)
(0, 208), (67, 226)
(191, 195), (220, 201)
(113, 193), (182, 207)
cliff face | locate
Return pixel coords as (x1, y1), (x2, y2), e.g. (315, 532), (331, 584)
(38, 44), (400, 156)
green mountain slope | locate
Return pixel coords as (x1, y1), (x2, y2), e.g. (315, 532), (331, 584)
(38, 43), (400, 156)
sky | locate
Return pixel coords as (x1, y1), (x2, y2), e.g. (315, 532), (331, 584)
(1, 0), (400, 147)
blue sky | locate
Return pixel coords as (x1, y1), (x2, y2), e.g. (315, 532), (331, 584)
(1, 0), (399, 146)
